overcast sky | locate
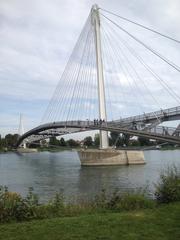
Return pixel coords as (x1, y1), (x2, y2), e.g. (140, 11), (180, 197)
(0, 0), (180, 136)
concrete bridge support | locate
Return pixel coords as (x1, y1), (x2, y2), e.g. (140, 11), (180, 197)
(78, 149), (145, 166)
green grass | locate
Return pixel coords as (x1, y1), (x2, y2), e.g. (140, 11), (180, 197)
(0, 202), (180, 240)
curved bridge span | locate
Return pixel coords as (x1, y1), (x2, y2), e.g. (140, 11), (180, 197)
(16, 120), (180, 147)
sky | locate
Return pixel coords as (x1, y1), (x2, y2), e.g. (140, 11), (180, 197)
(0, 0), (180, 137)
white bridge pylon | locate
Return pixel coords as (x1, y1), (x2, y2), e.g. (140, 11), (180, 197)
(18, 114), (26, 148)
(91, 4), (109, 149)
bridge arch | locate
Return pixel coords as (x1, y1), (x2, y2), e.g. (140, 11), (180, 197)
(16, 120), (180, 147)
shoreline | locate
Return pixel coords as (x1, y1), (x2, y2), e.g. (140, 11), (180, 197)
(1, 146), (180, 154)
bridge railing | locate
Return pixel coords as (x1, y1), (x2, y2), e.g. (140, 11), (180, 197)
(148, 126), (180, 136)
(20, 119), (180, 146)
(112, 106), (180, 124)
(39, 121), (180, 137)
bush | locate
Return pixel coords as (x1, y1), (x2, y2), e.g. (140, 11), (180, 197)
(0, 186), (34, 222)
(92, 188), (155, 211)
(155, 166), (180, 203)
(114, 193), (155, 211)
(26, 187), (39, 206)
(30, 191), (66, 220)
(93, 189), (108, 209)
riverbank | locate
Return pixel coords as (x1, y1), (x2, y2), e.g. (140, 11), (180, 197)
(1, 146), (179, 153)
(0, 201), (179, 240)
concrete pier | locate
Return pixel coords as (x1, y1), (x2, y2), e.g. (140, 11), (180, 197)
(17, 148), (38, 153)
(78, 149), (145, 166)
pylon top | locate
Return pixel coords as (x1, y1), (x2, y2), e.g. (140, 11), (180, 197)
(91, 4), (100, 26)
(91, 4), (99, 10)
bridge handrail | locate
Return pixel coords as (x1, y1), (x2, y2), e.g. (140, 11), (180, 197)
(16, 119), (180, 147)
(112, 106), (180, 124)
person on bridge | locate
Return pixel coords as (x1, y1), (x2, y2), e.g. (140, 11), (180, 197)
(93, 119), (105, 126)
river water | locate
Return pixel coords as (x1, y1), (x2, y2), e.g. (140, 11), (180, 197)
(0, 150), (179, 202)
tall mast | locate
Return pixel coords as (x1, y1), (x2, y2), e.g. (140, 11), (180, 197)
(18, 113), (24, 136)
(18, 113), (26, 148)
(91, 4), (109, 149)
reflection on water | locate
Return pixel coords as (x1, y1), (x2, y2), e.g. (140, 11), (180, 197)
(0, 150), (179, 202)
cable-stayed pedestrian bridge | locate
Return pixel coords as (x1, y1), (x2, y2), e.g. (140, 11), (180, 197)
(17, 105), (180, 146)
(16, 4), (180, 149)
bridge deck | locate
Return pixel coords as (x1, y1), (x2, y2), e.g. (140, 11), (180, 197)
(16, 119), (180, 147)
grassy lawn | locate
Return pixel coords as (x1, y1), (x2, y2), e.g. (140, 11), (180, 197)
(0, 202), (179, 240)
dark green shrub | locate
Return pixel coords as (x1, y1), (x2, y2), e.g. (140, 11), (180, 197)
(32, 205), (58, 219)
(114, 193), (155, 211)
(155, 166), (180, 203)
(35, 191), (66, 218)
(26, 187), (39, 206)
(51, 191), (64, 209)
(92, 188), (155, 211)
(0, 186), (34, 222)
(93, 189), (108, 209)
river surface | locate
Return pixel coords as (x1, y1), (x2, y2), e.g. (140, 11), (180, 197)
(0, 150), (179, 202)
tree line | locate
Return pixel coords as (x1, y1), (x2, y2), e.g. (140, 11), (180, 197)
(0, 134), (19, 150)
(42, 132), (153, 148)
(0, 132), (154, 151)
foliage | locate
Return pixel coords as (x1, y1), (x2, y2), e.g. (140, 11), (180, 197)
(0, 186), (34, 222)
(155, 166), (180, 203)
(67, 139), (79, 147)
(0, 130), (160, 151)
(110, 132), (131, 147)
(0, 186), (155, 223)
(113, 193), (155, 210)
(121, 133), (130, 146)
(0, 202), (180, 240)
(138, 137), (151, 146)
(130, 139), (141, 146)
(94, 133), (100, 147)
(0, 134), (19, 149)
(49, 136), (60, 146)
(110, 132), (120, 146)
(83, 136), (93, 146)
(50, 191), (64, 209)
(93, 189), (108, 209)
(59, 138), (66, 146)
(26, 187), (39, 206)
(92, 189), (155, 211)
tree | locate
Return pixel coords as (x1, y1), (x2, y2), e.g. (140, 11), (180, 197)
(110, 132), (120, 146)
(94, 133), (100, 147)
(41, 139), (47, 145)
(122, 133), (130, 146)
(49, 136), (59, 146)
(130, 139), (140, 147)
(59, 138), (66, 146)
(138, 137), (150, 146)
(4, 134), (19, 148)
(83, 136), (93, 146)
(67, 139), (79, 147)
(0, 135), (7, 149)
